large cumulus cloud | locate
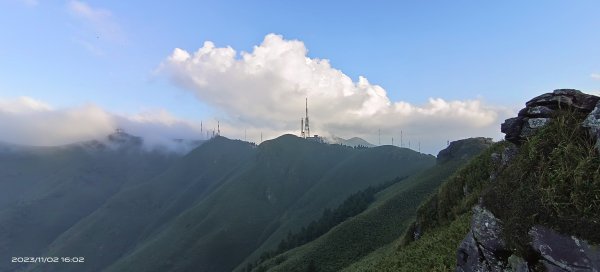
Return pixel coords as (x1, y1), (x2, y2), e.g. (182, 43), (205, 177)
(160, 33), (509, 153)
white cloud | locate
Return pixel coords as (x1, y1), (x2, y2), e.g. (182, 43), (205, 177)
(591, 73), (600, 80)
(0, 97), (204, 152)
(159, 33), (510, 154)
(67, 0), (125, 45)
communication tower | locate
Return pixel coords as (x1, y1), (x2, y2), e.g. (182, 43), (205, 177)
(304, 97), (310, 138)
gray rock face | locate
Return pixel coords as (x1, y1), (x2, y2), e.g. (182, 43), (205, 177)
(529, 225), (600, 271)
(501, 89), (600, 144)
(456, 231), (486, 272)
(455, 206), (511, 272)
(583, 101), (600, 151)
(456, 210), (600, 272)
(501, 145), (518, 167)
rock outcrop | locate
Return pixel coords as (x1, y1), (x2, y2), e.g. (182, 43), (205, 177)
(501, 89), (600, 145)
(456, 89), (600, 272)
(457, 209), (600, 272)
(529, 226), (600, 271)
(457, 206), (512, 272)
(437, 137), (493, 164)
(583, 101), (600, 151)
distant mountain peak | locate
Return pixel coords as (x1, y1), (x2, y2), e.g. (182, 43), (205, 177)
(436, 137), (493, 163)
(325, 136), (375, 147)
(107, 129), (143, 146)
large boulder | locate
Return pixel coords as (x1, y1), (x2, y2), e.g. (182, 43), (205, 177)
(529, 225), (600, 271)
(456, 211), (600, 271)
(501, 89), (600, 144)
(456, 206), (511, 272)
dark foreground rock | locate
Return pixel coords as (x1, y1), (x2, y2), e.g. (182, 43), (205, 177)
(456, 209), (600, 272)
(530, 226), (600, 271)
(501, 89), (600, 145)
(456, 206), (511, 272)
(457, 89), (600, 272)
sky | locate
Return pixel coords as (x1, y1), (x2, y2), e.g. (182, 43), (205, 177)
(1, 0), (599, 154)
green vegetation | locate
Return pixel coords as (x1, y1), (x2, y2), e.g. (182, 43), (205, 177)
(483, 109), (600, 254)
(16, 134), (433, 272)
(246, 177), (405, 272)
(339, 140), (503, 271)
(344, 213), (471, 272)
(253, 138), (491, 272)
(0, 141), (177, 272)
(408, 141), (510, 242)
(348, 108), (600, 271)
(28, 136), (257, 272)
(106, 136), (433, 272)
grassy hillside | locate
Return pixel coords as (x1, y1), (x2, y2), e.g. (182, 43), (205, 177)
(0, 139), (177, 272)
(349, 108), (600, 271)
(27, 136), (255, 272)
(103, 135), (433, 272)
(238, 145), (435, 268)
(252, 138), (491, 272)
(345, 141), (507, 271)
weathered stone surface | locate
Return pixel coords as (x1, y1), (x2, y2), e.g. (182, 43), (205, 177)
(529, 225), (600, 271)
(507, 255), (529, 272)
(526, 94), (573, 109)
(456, 206), (511, 272)
(520, 118), (551, 138)
(583, 101), (600, 152)
(525, 89), (599, 112)
(502, 89), (600, 144)
(553, 89), (600, 112)
(501, 145), (518, 167)
(456, 231), (485, 272)
(472, 206), (506, 252)
(519, 105), (555, 118)
(501, 117), (524, 143)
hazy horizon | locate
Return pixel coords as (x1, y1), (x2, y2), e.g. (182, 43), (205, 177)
(1, 1), (599, 154)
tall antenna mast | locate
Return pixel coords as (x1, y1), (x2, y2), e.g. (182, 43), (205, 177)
(217, 121), (220, 136)
(260, 132), (263, 143)
(392, 137), (394, 146)
(304, 97), (310, 138)
(301, 118), (305, 138)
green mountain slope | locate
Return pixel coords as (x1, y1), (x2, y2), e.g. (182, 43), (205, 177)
(103, 135), (434, 272)
(0, 135), (178, 272)
(348, 91), (600, 271)
(344, 141), (507, 271)
(27, 136), (255, 272)
(251, 138), (492, 272)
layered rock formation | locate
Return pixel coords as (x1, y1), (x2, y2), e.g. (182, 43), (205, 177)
(457, 89), (600, 272)
(501, 89), (600, 145)
(457, 205), (600, 271)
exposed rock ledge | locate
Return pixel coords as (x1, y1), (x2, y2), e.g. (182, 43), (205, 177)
(457, 89), (600, 271)
(456, 206), (600, 272)
(501, 89), (600, 148)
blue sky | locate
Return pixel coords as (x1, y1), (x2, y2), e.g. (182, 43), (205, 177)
(1, 0), (599, 152)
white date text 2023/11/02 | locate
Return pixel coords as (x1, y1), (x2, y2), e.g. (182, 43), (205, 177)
(12, 257), (85, 263)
